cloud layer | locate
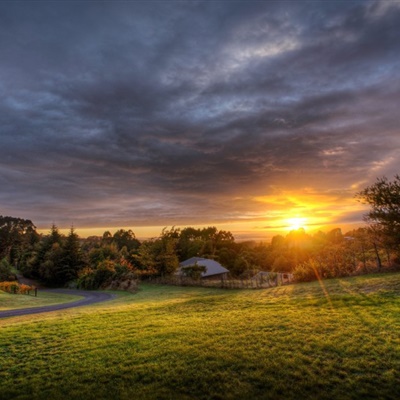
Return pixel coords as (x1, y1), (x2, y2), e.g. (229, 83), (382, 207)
(1, 1), (399, 236)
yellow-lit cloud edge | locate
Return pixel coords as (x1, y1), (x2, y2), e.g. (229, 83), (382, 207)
(37, 187), (368, 241)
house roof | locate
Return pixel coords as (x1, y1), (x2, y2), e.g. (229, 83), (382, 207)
(179, 257), (229, 277)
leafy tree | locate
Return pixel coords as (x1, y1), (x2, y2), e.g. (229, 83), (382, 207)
(132, 240), (157, 274)
(180, 262), (206, 280)
(357, 175), (400, 257)
(88, 243), (120, 266)
(270, 235), (286, 249)
(0, 258), (17, 281)
(78, 260), (116, 290)
(344, 228), (374, 272)
(248, 242), (271, 271)
(133, 228), (180, 277)
(0, 216), (38, 264)
(102, 231), (113, 245)
(112, 229), (140, 252)
(293, 259), (319, 282)
(326, 228), (344, 244)
(177, 227), (204, 260)
(177, 226), (236, 262)
(154, 228), (180, 275)
(231, 256), (249, 276)
(272, 255), (293, 273)
(217, 246), (239, 272)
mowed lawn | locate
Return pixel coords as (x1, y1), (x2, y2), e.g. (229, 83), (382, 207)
(0, 290), (83, 310)
(0, 274), (399, 400)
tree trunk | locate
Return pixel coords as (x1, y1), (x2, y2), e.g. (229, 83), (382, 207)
(373, 242), (382, 271)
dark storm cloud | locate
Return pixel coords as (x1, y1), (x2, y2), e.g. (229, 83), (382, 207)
(1, 0), (399, 231)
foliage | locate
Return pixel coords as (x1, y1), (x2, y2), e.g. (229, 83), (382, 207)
(78, 260), (116, 290)
(180, 262), (206, 280)
(5, 203), (400, 289)
(0, 215), (39, 265)
(18, 225), (88, 285)
(0, 281), (34, 294)
(177, 226), (235, 261)
(0, 258), (17, 281)
(136, 227), (180, 276)
(293, 259), (322, 282)
(78, 259), (136, 290)
(357, 175), (400, 255)
(39, 242), (65, 284)
(111, 229), (140, 252)
(87, 243), (120, 265)
(59, 227), (86, 282)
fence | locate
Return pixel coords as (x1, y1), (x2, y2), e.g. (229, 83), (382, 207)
(144, 271), (294, 290)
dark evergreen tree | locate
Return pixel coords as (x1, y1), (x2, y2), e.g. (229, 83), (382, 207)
(23, 224), (63, 279)
(58, 227), (86, 283)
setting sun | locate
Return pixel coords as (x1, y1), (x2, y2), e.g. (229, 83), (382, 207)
(286, 217), (308, 231)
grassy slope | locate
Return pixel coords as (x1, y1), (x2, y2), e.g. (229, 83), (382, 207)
(0, 290), (83, 310)
(0, 273), (399, 400)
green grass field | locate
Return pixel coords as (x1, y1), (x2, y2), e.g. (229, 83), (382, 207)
(0, 273), (399, 400)
(0, 290), (83, 310)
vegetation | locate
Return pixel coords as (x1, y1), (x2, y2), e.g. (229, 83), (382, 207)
(181, 262), (207, 280)
(0, 281), (34, 294)
(0, 273), (399, 399)
(0, 216), (39, 267)
(1, 220), (399, 289)
(1, 176), (399, 289)
(356, 175), (400, 261)
(0, 257), (17, 281)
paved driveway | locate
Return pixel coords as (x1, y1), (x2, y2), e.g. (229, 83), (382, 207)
(0, 289), (116, 318)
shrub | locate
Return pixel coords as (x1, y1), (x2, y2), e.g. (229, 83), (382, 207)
(78, 260), (128, 290)
(0, 281), (34, 294)
(181, 263), (206, 280)
(293, 259), (322, 282)
(0, 258), (17, 281)
(102, 271), (138, 292)
(78, 264), (115, 290)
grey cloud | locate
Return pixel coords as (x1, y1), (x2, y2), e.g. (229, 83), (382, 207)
(0, 0), (399, 231)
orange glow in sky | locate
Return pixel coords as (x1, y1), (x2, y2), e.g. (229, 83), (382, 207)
(40, 187), (368, 242)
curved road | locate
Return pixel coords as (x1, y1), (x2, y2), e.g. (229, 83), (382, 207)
(0, 289), (116, 319)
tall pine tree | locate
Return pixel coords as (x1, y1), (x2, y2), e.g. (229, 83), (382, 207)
(59, 227), (86, 283)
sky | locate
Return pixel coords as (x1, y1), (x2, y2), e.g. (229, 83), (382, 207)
(1, 0), (399, 240)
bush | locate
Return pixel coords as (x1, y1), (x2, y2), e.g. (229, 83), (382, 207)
(77, 259), (135, 290)
(102, 271), (138, 292)
(293, 259), (322, 282)
(180, 264), (206, 280)
(0, 281), (34, 294)
(78, 262), (115, 290)
(0, 258), (17, 281)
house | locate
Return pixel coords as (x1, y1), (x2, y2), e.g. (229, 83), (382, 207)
(178, 257), (229, 280)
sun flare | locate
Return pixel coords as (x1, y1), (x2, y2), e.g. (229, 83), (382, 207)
(286, 217), (307, 231)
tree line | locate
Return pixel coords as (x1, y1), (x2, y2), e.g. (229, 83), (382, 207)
(1, 175), (399, 287)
